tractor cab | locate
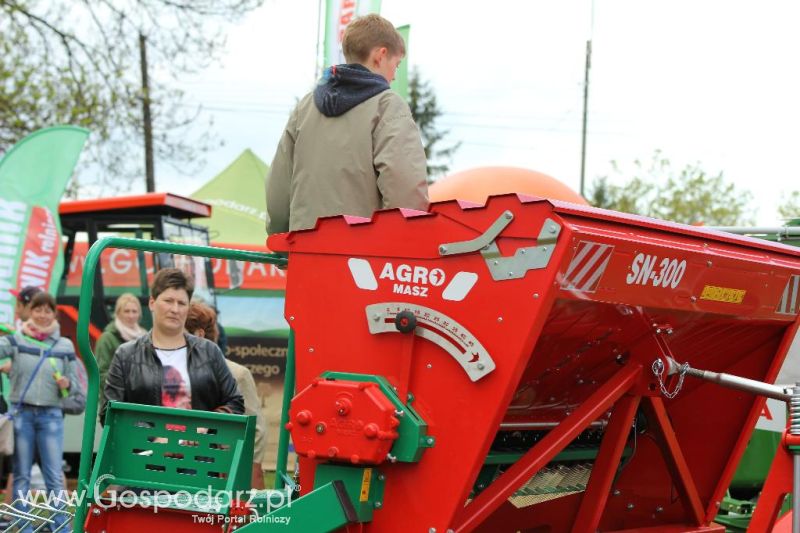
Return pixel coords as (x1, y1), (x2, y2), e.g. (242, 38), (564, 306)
(57, 192), (216, 345)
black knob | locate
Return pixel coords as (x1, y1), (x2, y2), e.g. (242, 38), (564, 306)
(395, 311), (417, 334)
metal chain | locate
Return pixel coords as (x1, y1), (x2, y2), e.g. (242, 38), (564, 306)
(651, 359), (689, 399)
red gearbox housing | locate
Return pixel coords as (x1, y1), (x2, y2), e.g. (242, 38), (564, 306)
(287, 378), (400, 465)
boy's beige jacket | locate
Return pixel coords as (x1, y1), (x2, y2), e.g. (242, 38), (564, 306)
(266, 90), (429, 234)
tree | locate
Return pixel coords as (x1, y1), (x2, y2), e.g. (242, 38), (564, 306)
(778, 191), (800, 221)
(588, 150), (753, 226)
(0, 0), (263, 196)
(407, 67), (460, 183)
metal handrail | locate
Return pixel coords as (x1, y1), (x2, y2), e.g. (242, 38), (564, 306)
(73, 236), (287, 533)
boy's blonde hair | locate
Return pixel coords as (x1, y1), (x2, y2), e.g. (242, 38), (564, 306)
(342, 14), (405, 64)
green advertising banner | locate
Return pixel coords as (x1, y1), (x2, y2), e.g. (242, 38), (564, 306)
(390, 24), (410, 101)
(0, 126), (89, 325)
(323, 0), (382, 68)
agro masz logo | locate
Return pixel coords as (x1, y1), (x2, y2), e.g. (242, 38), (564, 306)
(347, 258), (478, 302)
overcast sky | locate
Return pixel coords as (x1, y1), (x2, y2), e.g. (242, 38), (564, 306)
(154, 0), (799, 226)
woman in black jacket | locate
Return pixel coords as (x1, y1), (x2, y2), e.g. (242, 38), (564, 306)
(100, 268), (243, 423)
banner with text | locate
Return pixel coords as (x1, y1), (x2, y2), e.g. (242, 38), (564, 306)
(0, 126), (89, 325)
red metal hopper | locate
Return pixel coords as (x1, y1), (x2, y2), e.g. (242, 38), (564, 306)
(268, 194), (800, 532)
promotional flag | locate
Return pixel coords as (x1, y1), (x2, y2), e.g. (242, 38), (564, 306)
(390, 24), (410, 100)
(0, 126), (89, 325)
(323, 0), (382, 68)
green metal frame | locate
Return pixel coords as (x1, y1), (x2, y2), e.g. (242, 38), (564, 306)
(275, 329), (296, 490)
(90, 401), (255, 512)
(321, 372), (434, 462)
(239, 479), (361, 532)
(74, 236), (287, 533)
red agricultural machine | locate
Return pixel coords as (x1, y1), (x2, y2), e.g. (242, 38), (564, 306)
(67, 193), (800, 532)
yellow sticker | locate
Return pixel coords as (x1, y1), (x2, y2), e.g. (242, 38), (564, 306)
(700, 285), (746, 304)
(359, 468), (373, 502)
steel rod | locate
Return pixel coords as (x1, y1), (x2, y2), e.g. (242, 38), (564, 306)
(709, 226), (800, 237)
(682, 366), (790, 402)
(499, 420), (607, 430)
(794, 454), (800, 533)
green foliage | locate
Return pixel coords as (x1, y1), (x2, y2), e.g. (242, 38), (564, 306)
(778, 191), (800, 221)
(0, 0), (263, 196)
(589, 150), (753, 226)
(407, 67), (460, 183)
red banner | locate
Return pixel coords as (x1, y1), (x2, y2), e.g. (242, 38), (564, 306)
(65, 242), (286, 291)
(16, 206), (60, 291)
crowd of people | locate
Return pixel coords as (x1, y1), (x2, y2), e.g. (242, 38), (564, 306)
(0, 268), (268, 531)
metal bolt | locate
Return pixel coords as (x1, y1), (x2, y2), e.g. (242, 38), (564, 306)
(429, 528), (437, 533)
(542, 246), (548, 252)
(549, 225), (557, 234)
(533, 293), (539, 298)
(289, 316), (295, 321)
(477, 363), (485, 370)
(493, 260), (499, 265)
(373, 313), (382, 321)
(612, 489), (621, 496)
(426, 363), (432, 369)
(477, 483), (485, 489)
(520, 249), (527, 254)
(378, 474), (385, 481)
(655, 506), (664, 513)
(707, 260), (712, 267)
(375, 501), (382, 509)
(308, 347), (314, 353)
(577, 379), (584, 385)
(439, 245), (448, 254)
(690, 296), (697, 302)
(497, 317), (503, 323)
(315, 423), (325, 434)
(626, 503), (634, 510)
(92, 508), (101, 516)
(508, 271), (514, 277)
(426, 437), (435, 445)
(395, 409), (405, 417)
(667, 328), (673, 335)
(504, 211), (513, 220)
(715, 500), (721, 508)
(387, 453), (397, 463)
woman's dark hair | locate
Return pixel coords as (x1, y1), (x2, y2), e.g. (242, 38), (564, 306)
(150, 268), (194, 300)
(29, 291), (56, 312)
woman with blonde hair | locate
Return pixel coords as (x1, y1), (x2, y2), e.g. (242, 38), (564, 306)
(96, 293), (146, 395)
